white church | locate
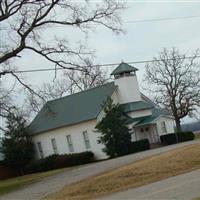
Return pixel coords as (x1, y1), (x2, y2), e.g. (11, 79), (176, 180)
(29, 62), (175, 159)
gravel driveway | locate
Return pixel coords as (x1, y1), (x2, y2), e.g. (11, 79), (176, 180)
(0, 140), (199, 200)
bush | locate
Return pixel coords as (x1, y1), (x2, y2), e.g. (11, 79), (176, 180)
(160, 131), (194, 145)
(177, 131), (195, 142)
(0, 161), (17, 180)
(160, 133), (177, 145)
(25, 151), (94, 174)
(128, 139), (150, 154)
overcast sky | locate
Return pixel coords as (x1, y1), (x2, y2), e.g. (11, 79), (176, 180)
(5, 1), (200, 122)
(12, 1), (200, 86)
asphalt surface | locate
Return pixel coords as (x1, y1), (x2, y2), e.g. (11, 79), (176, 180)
(0, 140), (199, 200)
(101, 169), (200, 200)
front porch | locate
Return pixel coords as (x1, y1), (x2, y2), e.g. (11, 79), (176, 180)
(131, 124), (160, 144)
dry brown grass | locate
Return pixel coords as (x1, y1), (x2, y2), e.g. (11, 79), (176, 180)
(0, 167), (72, 196)
(44, 143), (200, 200)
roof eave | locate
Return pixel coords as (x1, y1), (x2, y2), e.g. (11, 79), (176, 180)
(30, 117), (97, 136)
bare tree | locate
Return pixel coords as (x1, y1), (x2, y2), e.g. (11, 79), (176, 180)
(25, 63), (109, 115)
(0, 79), (17, 131)
(64, 61), (109, 92)
(145, 48), (200, 131)
(0, 0), (123, 67)
(0, 0), (124, 125)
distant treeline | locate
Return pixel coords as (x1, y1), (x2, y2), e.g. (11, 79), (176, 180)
(182, 121), (200, 132)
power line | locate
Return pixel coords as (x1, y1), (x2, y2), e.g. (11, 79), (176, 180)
(51, 15), (200, 29)
(1, 55), (200, 76)
(1, 15), (199, 76)
(124, 15), (200, 24)
(10, 14), (199, 74)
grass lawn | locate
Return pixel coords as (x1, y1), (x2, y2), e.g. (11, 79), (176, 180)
(195, 134), (200, 140)
(0, 167), (72, 196)
(44, 143), (200, 200)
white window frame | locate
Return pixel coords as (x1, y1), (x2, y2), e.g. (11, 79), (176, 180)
(66, 135), (74, 152)
(83, 131), (91, 150)
(161, 121), (167, 133)
(51, 138), (58, 154)
(37, 142), (44, 159)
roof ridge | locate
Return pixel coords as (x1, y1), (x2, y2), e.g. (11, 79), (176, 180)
(47, 81), (115, 104)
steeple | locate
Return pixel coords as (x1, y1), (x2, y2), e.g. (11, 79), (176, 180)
(111, 62), (138, 79)
(112, 62), (141, 104)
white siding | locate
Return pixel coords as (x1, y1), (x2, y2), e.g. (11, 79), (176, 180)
(32, 120), (107, 160)
(111, 89), (119, 104)
(131, 117), (174, 144)
(114, 75), (141, 104)
(156, 117), (175, 136)
(134, 125), (159, 143)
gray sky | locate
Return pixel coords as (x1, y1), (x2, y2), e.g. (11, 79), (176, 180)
(6, 1), (200, 122)
(13, 1), (200, 85)
(91, 1), (200, 82)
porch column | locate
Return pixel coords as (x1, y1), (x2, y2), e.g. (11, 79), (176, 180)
(154, 124), (161, 143)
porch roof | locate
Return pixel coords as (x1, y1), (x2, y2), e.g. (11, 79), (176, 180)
(126, 108), (171, 127)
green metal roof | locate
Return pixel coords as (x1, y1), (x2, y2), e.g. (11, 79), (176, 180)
(29, 82), (117, 135)
(111, 62), (138, 75)
(124, 115), (147, 125)
(134, 108), (171, 126)
(120, 101), (153, 113)
(123, 95), (172, 126)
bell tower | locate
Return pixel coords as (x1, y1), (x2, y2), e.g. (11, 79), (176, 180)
(111, 62), (141, 104)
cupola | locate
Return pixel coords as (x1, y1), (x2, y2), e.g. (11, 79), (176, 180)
(111, 62), (141, 104)
(111, 62), (138, 79)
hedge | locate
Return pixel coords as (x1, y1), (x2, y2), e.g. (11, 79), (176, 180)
(160, 131), (194, 145)
(177, 131), (195, 142)
(128, 139), (150, 154)
(0, 161), (17, 180)
(160, 133), (177, 145)
(24, 151), (94, 174)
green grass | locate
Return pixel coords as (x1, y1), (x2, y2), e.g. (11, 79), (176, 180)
(0, 167), (71, 196)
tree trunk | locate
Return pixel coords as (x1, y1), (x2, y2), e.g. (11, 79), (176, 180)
(174, 117), (181, 143)
(175, 118), (182, 132)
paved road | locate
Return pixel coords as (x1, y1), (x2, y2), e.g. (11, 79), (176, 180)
(101, 169), (200, 200)
(0, 140), (199, 200)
